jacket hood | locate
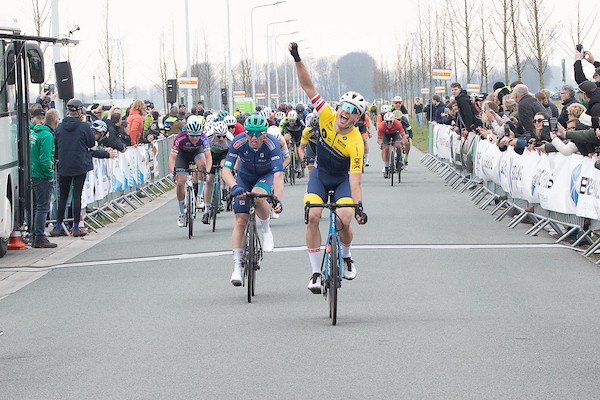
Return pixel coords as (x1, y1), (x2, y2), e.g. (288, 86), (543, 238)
(32, 123), (52, 135)
(60, 116), (84, 132)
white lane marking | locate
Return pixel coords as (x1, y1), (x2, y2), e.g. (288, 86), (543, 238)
(0, 243), (574, 273)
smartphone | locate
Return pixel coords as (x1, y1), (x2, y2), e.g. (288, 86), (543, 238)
(549, 117), (558, 132)
(595, 146), (600, 156)
(47, 84), (55, 93)
(576, 44), (584, 53)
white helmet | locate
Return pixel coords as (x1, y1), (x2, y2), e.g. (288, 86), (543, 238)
(267, 125), (282, 139)
(213, 121), (229, 136)
(205, 114), (217, 124)
(393, 95), (402, 102)
(339, 91), (366, 115)
(275, 111), (285, 120)
(383, 112), (394, 122)
(287, 110), (298, 121)
(223, 115), (236, 127)
(381, 104), (390, 114)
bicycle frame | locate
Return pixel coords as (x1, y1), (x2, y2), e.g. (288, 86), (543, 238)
(209, 166), (222, 232)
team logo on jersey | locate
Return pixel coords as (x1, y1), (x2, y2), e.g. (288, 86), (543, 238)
(342, 136), (347, 140)
(260, 153), (264, 158)
(233, 140), (243, 149)
(224, 160), (233, 168)
(353, 158), (361, 168)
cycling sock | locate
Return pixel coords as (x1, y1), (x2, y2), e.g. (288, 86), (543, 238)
(260, 217), (271, 233)
(178, 200), (185, 214)
(198, 181), (205, 197)
(233, 248), (243, 269)
(308, 248), (321, 274)
(193, 182), (199, 197)
(341, 242), (351, 259)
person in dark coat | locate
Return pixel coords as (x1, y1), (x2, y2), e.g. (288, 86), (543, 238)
(450, 82), (481, 130)
(557, 84), (579, 128)
(513, 84), (546, 140)
(50, 98), (95, 237)
(579, 80), (600, 118)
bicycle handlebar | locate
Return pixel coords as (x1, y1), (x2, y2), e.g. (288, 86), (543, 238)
(304, 201), (367, 224)
(226, 191), (279, 205)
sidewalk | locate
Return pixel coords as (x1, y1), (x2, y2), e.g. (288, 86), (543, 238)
(0, 193), (172, 299)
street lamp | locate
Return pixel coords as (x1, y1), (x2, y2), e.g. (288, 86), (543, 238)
(274, 31), (299, 105)
(266, 19), (295, 107)
(251, 1), (287, 107)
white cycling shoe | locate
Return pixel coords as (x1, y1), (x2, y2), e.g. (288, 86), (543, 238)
(343, 258), (357, 280)
(230, 268), (242, 286)
(262, 230), (274, 252)
(307, 273), (322, 294)
(177, 215), (185, 227)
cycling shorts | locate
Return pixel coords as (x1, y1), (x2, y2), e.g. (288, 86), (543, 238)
(287, 130), (302, 146)
(174, 148), (204, 173)
(233, 172), (273, 213)
(303, 168), (351, 205)
(382, 132), (402, 145)
(304, 142), (317, 164)
(209, 151), (227, 175)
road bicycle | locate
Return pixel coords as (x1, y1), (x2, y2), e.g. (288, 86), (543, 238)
(207, 165), (226, 232)
(287, 140), (298, 186)
(231, 192), (279, 303)
(304, 196), (367, 325)
(385, 137), (404, 186)
(174, 167), (202, 239)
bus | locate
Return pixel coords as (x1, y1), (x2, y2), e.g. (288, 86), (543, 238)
(0, 19), (76, 257)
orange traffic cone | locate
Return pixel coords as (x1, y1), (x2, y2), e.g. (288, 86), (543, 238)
(7, 230), (28, 250)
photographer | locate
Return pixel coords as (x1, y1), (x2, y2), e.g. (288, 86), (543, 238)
(36, 86), (57, 111)
(574, 46), (600, 87)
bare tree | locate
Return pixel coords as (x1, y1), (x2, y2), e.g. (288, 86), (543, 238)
(491, 0), (515, 83)
(448, 0), (478, 82)
(154, 30), (169, 112)
(97, 0), (115, 98)
(522, 0), (557, 88)
(509, 0), (525, 80)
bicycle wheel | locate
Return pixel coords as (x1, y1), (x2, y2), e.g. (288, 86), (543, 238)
(187, 186), (194, 239)
(389, 146), (396, 187)
(397, 153), (403, 183)
(329, 235), (340, 325)
(211, 175), (220, 232)
(290, 150), (296, 186)
(246, 216), (255, 303)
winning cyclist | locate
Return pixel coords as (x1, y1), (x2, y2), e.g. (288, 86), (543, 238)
(377, 112), (407, 179)
(168, 115), (212, 227)
(288, 42), (367, 294)
(222, 114), (284, 286)
(201, 120), (234, 224)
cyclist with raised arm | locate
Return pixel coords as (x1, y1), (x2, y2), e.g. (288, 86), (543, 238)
(168, 116), (212, 227)
(222, 114), (284, 286)
(377, 112), (407, 179)
(288, 42), (367, 294)
(201, 120), (234, 224)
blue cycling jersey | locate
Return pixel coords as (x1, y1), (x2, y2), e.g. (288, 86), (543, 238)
(224, 134), (284, 177)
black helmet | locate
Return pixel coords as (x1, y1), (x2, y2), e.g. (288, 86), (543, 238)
(295, 103), (305, 113)
(67, 98), (83, 111)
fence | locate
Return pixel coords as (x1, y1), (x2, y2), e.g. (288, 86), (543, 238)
(421, 122), (600, 263)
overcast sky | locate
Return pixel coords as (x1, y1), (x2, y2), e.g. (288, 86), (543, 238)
(3, 0), (600, 99)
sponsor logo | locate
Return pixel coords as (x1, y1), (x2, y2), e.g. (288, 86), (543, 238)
(353, 157), (361, 168)
(224, 160), (233, 167)
(342, 136), (347, 140)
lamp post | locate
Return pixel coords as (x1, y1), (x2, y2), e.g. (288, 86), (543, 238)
(266, 19), (295, 108)
(273, 32), (299, 106)
(251, 1), (287, 108)
(185, 0), (192, 107)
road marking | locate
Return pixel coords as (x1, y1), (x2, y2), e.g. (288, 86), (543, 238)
(0, 242), (574, 273)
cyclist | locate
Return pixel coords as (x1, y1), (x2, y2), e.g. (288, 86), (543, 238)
(223, 114), (245, 136)
(222, 114), (284, 286)
(288, 42), (367, 293)
(377, 112), (407, 178)
(217, 110), (229, 121)
(298, 111), (320, 174)
(201, 121), (234, 224)
(391, 97), (412, 165)
(279, 110), (305, 178)
(356, 112), (371, 166)
(296, 103), (308, 122)
(168, 115), (212, 227)
(377, 104), (391, 125)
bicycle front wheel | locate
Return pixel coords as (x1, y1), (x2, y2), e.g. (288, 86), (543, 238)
(187, 187), (194, 239)
(389, 147), (396, 187)
(246, 220), (255, 303)
(290, 151), (296, 186)
(211, 177), (220, 232)
(329, 235), (339, 325)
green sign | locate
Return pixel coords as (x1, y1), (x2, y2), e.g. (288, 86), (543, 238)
(234, 100), (253, 114)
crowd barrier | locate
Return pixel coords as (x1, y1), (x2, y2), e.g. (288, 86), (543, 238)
(51, 135), (176, 234)
(422, 122), (600, 263)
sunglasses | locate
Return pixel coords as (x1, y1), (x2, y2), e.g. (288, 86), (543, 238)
(385, 120), (393, 124)
(246, 131), (264, 137)
(533, 118), (544, 123)
(227, 125), (235, 129)
(339, 102), (359, 115)
(216, 134), (226, 138)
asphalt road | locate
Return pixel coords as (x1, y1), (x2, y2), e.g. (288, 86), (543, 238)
(2, 147), (600, 399)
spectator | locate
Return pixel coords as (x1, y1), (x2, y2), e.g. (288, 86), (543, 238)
(450, 82), (481, 130)
(513, 83), (546, 140)
(30, 108), (57, 248)
(431, 94), (446, 123)
(50, 98), (95, 238)
(101, 112), (127, 152)
(196, 100), (204, 116)
(558, 84), (579, 128)
(579, 80), (600, 117)
(162, 106), (178, 133)
(126, 99), (144, 145)
(574, 49), (600, 87)
(567, 102), (587, 121)
(177, 104), (187, 120)
(493, 81), (512, 108)
(535, 90), (559, 118)
(530, 111), (552, 147)
(36, 87), (56, 111)
(414, 97), (424, 128)
(90, 104), (103, 121)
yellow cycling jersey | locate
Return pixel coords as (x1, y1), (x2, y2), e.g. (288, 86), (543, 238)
(301, 126), (318, 145)
(314, 102), (364, 175)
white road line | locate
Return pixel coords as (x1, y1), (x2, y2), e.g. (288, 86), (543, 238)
(0, 242), (573, 273)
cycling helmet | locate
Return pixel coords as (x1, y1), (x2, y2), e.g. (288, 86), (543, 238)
(223, 115), (237, 127)
(275, 111), (285, 120)
(213, 120), (229, 136)
(205, 114), (217, 124)
(263, 107), (272, 116)
(244, 114), (268, 132)
(236, 113), (246, 124)
(311, 112), (319, 127)
(186, 115), (205, 136)
(380, 104), (390, 114)
(217, 110), (229, 121)
(91, 120), (108, 133)
(295, 103), (305, 113)
(339, 91), (366, 115)
(393, 96), (403, 102)
(383, 112), (394, 122)
(255, 105), (263, 112)
(260, 109), (271, 120)
(307, 104), (315, 112)
(67, 98), (83, 111)
(305, 113), (314, 127)
(287, 110), (298, 121)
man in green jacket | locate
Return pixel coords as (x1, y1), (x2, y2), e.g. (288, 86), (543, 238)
(30, 108), (58, 248)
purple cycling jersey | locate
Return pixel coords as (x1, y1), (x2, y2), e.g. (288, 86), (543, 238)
(171, 131), (209, 154)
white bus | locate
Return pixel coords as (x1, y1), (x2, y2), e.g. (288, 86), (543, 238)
(0, 19), (75, 257)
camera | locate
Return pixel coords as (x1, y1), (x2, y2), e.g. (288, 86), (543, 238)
(595, 146), (600, 156)
(576, 44), (584, 53)
(592, 116), (600, 130)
